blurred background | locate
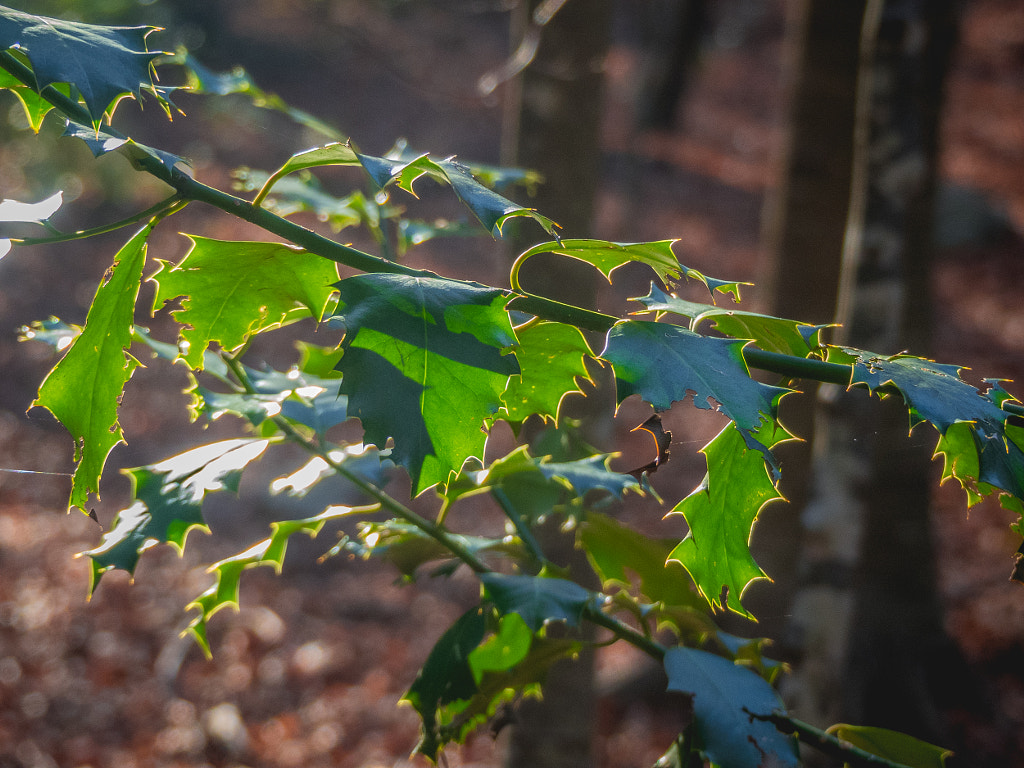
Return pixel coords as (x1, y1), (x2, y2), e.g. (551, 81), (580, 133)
(0, 1), (1023, 766)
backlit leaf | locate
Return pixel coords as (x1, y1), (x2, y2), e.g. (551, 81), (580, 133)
(0, 67), (64, 130)
(580, 512), (704, 611)
(151, 237), (339, 369)
(33, 226), (149, 509)
(664, 647), (799, 768)
(0, 190), (61, 223)
(500, 320), (594, 425)
(331, 273), (519, 493)
(186, 504), (369, 653)
(668, 423), (784, 617)
(826, 724), (952, 768)
(513, 240), (746, 299)
(251, 143), (360, 204)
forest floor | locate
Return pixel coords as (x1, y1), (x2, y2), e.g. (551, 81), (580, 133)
(0, 1), (1023, 767)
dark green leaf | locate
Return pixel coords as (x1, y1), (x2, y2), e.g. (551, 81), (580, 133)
(404, 607), (487, 760)
(0, 7), (167, 123)
(442, 447), (639, 531)
(353, 150), (558, 239)
(635, 283), (826, 358)
(331, 273), (519, 493)
(668, 423), (784, 617)
(83, 438), (269, 589)
(831, 347), (1024, 507)
(664, 647), (799, 768)
(537, 455), (640, 500)
(150, 236), (339, 369)
(62, 119), (187, 176)
(32, 226), (149, 509)
(480, 572), (592, 632)
(602, 320), (789, 465)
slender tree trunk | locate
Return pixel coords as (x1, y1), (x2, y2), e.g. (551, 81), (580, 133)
(753, 0), (866, 642)
(778, 0), (964, 748)
(500, 3), (612, 767)
(836, 0), (961, 741)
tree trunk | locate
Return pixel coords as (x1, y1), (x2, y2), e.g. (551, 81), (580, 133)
(500, 3), (612, 767)
(753, 0), (866, 643)
(775, 0), (964, 748)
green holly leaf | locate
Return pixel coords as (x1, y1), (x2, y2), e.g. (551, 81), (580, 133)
(151, 237), (339, 369)
(186, 504), (368, 654)
(191, 363), (349, 438)
(635, 283), (827, 358)
(248, 146), (361, 206)
(83, 438), (270, 591)
(331, 273), (519, 493)
(537, 454), (640, 500)
(668, 423), (784, 617)
(826, 724), (952, 768)
(580, 512), (704, 611)
(480, 573), (592, 632)
(602, 320), (790, 464)
(515, 239), (682, 288)
(426, 613), (577, 757)
(513, 240), (747, 299)
(62, 120), (187, 177)
(442, 446), (639, 531)
(830, 347), (1024, 507)
(500, 320), (594, 425)
(664, 647), (799, 768)
(0, 7), (168, 124)
(270, 444), (393, 499)
(404, 606), (488, 761)
(0, 67), (65, 130)
(32, 226), (149, 509)
(354, 150), (558, 238)
(295, 340), (344, 378)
